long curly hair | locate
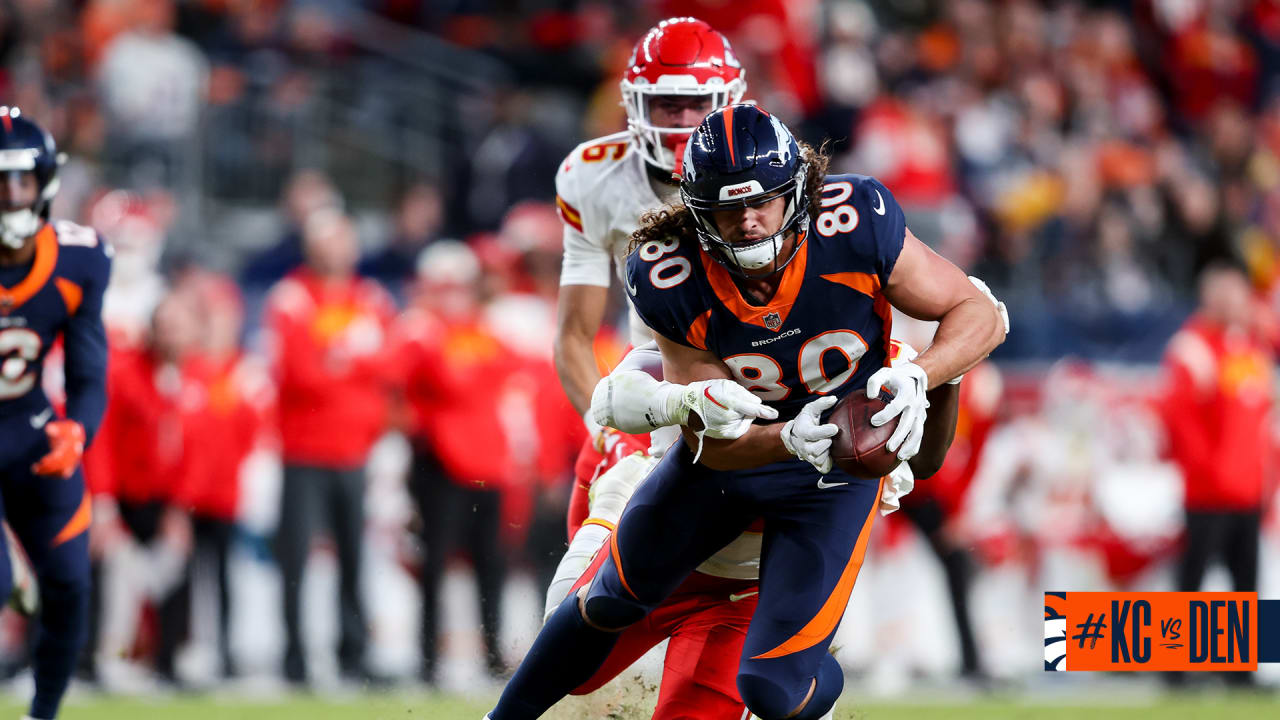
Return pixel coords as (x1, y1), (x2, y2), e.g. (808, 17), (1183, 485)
(629, 141), (831, 253)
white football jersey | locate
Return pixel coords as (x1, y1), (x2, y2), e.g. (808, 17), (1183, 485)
(556, 131), (678, 347)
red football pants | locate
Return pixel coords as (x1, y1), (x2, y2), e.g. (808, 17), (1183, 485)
(569, 538), (758, 720)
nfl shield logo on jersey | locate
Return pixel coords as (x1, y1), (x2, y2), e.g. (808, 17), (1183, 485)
(764, 312), (782, 330)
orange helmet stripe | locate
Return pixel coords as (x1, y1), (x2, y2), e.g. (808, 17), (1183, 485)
(723, 105), (736, 165)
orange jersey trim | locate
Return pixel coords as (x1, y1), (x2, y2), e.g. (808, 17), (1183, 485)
(0, 224), (57, 312)
(686, 309), (711, 349)
(700, 235), (809, 331)
(581, 518), (616, 532)
(52, 490), (92, 547)
(819, 271), (879, 298)
(556, 195), (584, 233)
(55, 278), (83, 315)
(821, 271), (893, 360)
(753, 476), (885, 659)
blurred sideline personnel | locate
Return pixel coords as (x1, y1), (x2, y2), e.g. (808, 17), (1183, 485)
(181, 271), (267, 679)
(553, 16), (746, 422)
(0, 107), (111, 720)
(393, 241), (513, 684)
(894, 359), (1002, 681)
(263, 208), (395, 685)
(490, 106), (1004, 720)
(1159, 264), (1273, 640)
(84, 292), (203, 685)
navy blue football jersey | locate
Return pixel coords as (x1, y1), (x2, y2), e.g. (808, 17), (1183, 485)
(626, 174), (905, 419)
(0, 220), (111, 441)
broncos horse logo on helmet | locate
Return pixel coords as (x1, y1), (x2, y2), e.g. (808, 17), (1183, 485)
(0, 106), (63, 250)
(680, 105), (810, 277)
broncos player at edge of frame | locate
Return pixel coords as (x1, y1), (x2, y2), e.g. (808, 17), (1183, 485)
(0, 106), (111, 720)
(488, 105), (1005, 720)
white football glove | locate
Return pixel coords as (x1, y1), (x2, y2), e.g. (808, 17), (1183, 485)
(780, 395), (839, 474)
(591, 370), (777, 440)
(684, 379), (779, 439)
(865, 361), (929, 461)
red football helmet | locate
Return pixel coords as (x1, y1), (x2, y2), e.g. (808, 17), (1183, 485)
(621, 17), (746, 172)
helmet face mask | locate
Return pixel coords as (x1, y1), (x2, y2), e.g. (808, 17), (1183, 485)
(621, 18), (746, 173)
(0, 107), (61, 251)
(680, 105), (811, 277)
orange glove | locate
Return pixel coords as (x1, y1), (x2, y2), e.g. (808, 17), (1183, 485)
(31, 420), (86, 478)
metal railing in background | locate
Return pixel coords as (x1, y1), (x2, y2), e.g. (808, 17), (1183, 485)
(200, 10), (510, 210)
(110, 12), (517, 269)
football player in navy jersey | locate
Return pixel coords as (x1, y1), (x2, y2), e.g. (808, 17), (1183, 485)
(489, 106), (1005, 720)
(0, 107), (110, 720)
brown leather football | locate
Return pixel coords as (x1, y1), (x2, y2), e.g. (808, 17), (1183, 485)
(829, 391), (903, 479)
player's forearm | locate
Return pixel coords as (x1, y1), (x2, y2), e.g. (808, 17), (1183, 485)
(682, 422), (792, 471)
(63, 315), (109, 444)
(910, 382), (960, 479)
(554, 328), (601, 415)
(555, 284), (610, 415)
(914, 297), (1005, 389)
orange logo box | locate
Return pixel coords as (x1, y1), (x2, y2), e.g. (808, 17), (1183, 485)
(1045, 592), (1258, 671)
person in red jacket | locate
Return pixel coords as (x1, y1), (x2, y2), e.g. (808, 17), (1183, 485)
(83, 290), (204, 685)
(175, 271), (270, 679)
(393, 240), (520, 684)
(262, 208), (395, 685)
(1161, 264), (1274, 591)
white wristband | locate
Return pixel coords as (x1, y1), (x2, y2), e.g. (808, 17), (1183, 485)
(591, 370), (689, 433)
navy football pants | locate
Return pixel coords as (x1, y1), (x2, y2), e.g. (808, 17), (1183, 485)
(0, 411), (92, 720)
(585, 442), (882, 718)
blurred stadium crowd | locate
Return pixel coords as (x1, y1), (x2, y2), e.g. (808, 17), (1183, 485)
(1, 0), (1278, 696)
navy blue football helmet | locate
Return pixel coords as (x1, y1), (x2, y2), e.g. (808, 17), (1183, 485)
(680, 104), (809, 276)
(0, 106), (62, 249)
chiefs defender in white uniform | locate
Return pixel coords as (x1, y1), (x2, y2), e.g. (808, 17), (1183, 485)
(545, 17), (782, 719)
(554, 16), (746, 419)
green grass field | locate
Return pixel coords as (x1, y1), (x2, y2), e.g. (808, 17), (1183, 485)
(10, 690), (1276, 720)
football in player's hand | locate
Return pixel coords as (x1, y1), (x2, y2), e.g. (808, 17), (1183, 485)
(829, 391), (903, 479)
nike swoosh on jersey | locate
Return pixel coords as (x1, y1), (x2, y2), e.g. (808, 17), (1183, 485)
(816, 477), (849, 489)
(625, 273), (638, 296)
(29, 407), (53, 429)
(872, 189), (886, 216)
(729, 590), (759, 602)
